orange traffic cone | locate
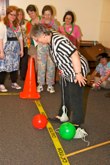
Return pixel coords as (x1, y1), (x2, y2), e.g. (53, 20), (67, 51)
(19, 57), (40, 99)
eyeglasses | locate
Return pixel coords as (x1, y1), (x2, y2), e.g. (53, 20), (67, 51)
(9, 13), (16, 17)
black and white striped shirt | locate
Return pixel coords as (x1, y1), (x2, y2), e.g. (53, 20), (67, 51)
(49, 31), (89, 82)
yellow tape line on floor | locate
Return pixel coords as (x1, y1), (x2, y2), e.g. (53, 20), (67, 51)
(35, 100), (70, 165)
(0, 93), (19, 96)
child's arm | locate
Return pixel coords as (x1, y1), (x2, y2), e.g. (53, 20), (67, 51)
(92, 70), (110, 89)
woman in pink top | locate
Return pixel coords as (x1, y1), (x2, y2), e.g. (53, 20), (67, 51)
(59, 11), (82, 49)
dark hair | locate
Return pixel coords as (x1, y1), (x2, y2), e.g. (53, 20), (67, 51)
(26, 4), (37, 13)
(96, 52), (109, 61)
(63, 11), (75, 23)
(42, 5), (53, 15)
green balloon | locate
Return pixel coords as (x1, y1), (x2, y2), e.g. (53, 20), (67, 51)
(59, 122), (76, 140)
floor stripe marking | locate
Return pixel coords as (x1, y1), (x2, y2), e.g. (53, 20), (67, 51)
(63, 140), (110, 158)
(35, 100), (70, 165)
(0, 93), (19, 96)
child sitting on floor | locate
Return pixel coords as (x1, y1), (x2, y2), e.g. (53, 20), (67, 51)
(89, 52), (110, 89)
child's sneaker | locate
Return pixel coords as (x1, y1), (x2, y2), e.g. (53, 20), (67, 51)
(47, 86), (55, 93)
(74, 128), (88, 139)
(0, 85), (8, 92)
(37, 85), (43, 92)
(11, 83), (21, 90)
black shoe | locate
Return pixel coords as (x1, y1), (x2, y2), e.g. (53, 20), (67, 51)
(48, 117), (61, 123)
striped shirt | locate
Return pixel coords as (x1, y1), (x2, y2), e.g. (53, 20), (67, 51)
(49, 31), (90, 82)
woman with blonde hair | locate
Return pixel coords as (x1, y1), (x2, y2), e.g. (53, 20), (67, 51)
(17, 8), (28, 80)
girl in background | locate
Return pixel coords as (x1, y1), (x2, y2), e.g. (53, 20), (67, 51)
(26, 4), (41, 77)
(0, 6), (23, 92)
(41, 5), (58, 30)
(26, 4), (41, 48)
(37, 5), (58, 93)
(26, 4), (41, 30)
(17, 8), (28, 81)
(59, 11), (82, 49)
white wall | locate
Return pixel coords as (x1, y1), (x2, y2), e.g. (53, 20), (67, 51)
(9, 0), (103, 41)
(99, 0), (110, 47)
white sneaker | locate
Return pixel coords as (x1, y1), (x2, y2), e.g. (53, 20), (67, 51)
(74, 128), (88, 139)
(47, 86), (55, 93)
(37, 85), (43, 92)
(0, 85), (8, 92)
(11, 83), (21, 90)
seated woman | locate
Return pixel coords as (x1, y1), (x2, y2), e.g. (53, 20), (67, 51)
(89, 52), (110, 89)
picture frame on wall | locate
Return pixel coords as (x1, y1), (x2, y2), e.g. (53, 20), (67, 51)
(0, 0), (9, 19)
